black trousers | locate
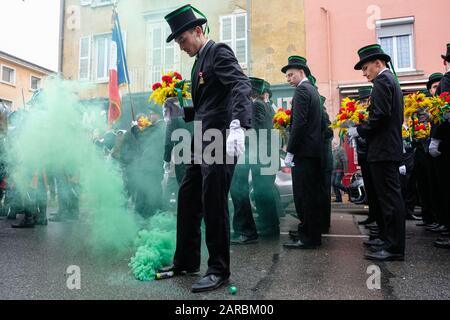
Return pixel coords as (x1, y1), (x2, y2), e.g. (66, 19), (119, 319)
(369, 161), (406, 254)
(359, 156), (382, 227)
(251, 165), (279, 232)
(174, 163), (235, 277)
(432, 152), (450, 228)
(230, 163), (257, 237)
(413, 148), (435, 224)
(292, 157), (322, 245)
(319, 167), (332, 233)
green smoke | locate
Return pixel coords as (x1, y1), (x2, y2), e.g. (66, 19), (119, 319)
(8, 78), (138, 254)
(129, 211), (176, 281)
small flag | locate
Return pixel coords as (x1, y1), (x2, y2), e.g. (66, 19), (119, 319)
(108, 11), (130, 124)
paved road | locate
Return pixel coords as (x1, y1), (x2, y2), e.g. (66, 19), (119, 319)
(0, 204), (449, 300)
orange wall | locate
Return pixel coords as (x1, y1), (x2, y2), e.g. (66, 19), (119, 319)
(0, 58), (48, 111)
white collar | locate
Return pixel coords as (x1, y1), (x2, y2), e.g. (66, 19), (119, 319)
(378, 68), (389, 76)
(297, 78), (309, 87)
(197, 39), (211, 58)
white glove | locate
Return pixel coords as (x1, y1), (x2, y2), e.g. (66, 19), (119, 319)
(163, 97), (183, 122)
(399, 165), (406, 175)
(429, 138), (442, 157)
(163, 161), (171, 174)
(131, 120), (138, 127)
(284, 152), (295, 168)
(226, 119), (245, 157)
(348, 126), (359, 138)
(443, 113), (450, 122)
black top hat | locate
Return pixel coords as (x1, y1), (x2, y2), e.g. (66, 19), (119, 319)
(165, 4), (207, 43)
(354, 44), (391, 70)
(441, 43), (450, 62)
(356, 86), (373, 100)
(426, 72), (444, 90)
(249, 77), (268, 95)
(281, 55), (311, 76)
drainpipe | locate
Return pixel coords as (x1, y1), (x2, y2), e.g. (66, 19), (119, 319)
(246, 0), (252, 75)
(321, 7), (333, 109)
(58, 0), (66, 74)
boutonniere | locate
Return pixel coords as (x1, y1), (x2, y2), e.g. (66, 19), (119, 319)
(199, 71), (205, 85)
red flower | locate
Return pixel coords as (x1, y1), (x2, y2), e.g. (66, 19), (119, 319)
(285, 110), (292, 116)
(162, 75), (173, 83)
(358, 113), (365, 120)
(273, 118), (277, 124)
(278, 118), (285, 125)
(439, 92), (449, 99)
(173, 72), (183, 80)
(347, 106), (356, 112)
(340, 113), (348, 120)
(346, 101), (356, 108)
(152, 82), (162, 91)
(446, 96), (450, 103)
(277, 107), (284, 112)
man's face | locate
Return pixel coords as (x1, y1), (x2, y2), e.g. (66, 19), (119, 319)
(362, 60), (383, 82)
(175, 27), (202, 57)
(286, 68), (303, 87)
(430, 81), (440, 96)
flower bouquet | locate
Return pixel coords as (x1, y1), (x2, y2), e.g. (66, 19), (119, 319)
(149, 71), (191, 106)
(407, 117), (431, 141)
(404, 92), (432, 119)
(273, 107), (291, 145)
(330, 97), (368, 135)
(428, 92), (450, 124)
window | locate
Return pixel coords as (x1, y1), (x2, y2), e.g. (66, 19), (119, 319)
(1, 65), (16, 84)
(220, 11), (247, 68)
(377, 17), (415, 72)
(0, 99), (12, 110)
(147, 21), (180, 84)
(94, 33), (111, 81)
(79, 36), (91, 80)
(30, 76), (41, 91)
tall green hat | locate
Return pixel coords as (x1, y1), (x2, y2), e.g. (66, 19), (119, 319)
(441, 43), (450, 62)
(356, 86), (373, 100)
(164, 4), (208, 43)
(354, 44), (391, 70)
(426, 73), (444, 90)
(281, 55), (311, 76)
(249, 77), (269, 95)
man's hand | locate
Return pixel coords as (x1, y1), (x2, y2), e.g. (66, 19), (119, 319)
(399, 165), (406, 175)
(226, 120), (245, 157)
(284, 152), (295, 168)
(429, 138), (441, 157)
(163, 161), (171, 174)
(348, 127), (359, 138)
(131, 120), (138, 127)
(163, 97), (183, 122)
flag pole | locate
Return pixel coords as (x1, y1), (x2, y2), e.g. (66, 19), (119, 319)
(112, 4), (136, 122)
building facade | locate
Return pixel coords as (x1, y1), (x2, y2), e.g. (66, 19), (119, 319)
(0, 51), (54, 111)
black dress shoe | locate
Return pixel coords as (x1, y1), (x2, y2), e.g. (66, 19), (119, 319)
(358, 218), (375, 225)
(367, 226), (380, 231)
(157, 264), (200, 276)
(283, 239), (320, 249)
(425, 223), (440, 231)
(363, 238), (385, 247)
(11, 217), (35, 228)
(231, 234), (258, 245)
(440, 231), (450, 237)
(191, 274), (229, 293)
(434, 239), (450, 249)
(430, 225), (448, 233)
(406, 214), (422, 221)
(364, 249), (404, 261)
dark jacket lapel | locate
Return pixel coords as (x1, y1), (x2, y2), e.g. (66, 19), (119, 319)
(192, 40), (215, 104)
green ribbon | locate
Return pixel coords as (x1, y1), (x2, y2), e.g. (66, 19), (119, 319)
(190, 6), (210, 36)
(174, 80), (186, 108)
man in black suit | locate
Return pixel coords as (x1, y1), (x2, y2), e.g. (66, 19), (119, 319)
(158, 4), (252, 292)
(281, 56), (323, 249)
(348, 44), (405, 261)
(431, 44), (450, 249)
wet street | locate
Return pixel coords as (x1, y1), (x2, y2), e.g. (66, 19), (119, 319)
(0, 203), (449, 300)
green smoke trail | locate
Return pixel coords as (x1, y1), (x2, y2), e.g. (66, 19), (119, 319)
(129, 211), (176, 281)
(8, 78), (138, 254)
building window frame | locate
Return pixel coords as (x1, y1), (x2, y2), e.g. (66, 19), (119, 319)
(30, 75), (41, 91)
(1, 64), (17, 86)
(220, 11), (248, 69)
(376, 17), (415, 73)
(0, 98), (13, 110)
(93, 32), (112, 83)
(146, 20), (181, 85)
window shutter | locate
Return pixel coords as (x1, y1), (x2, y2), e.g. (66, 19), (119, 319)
(79, 36), (91, 80)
